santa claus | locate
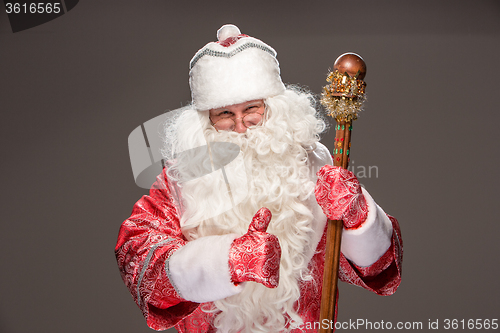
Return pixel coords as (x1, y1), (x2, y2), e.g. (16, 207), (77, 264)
(115, 24), (402, 332)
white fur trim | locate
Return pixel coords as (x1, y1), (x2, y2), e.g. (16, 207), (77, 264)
(168, 234), (244, 303)
(340, 188), (393, 267)
(189, 35), (285, 111)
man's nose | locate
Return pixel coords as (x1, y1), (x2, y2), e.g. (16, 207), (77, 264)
(233, 118), (247, 133)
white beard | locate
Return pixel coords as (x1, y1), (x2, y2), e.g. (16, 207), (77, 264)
(177, 126), (317, 332)
(163, 88), (326, 332)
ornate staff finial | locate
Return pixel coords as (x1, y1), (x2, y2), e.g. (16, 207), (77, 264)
(320, 53), (367, 122)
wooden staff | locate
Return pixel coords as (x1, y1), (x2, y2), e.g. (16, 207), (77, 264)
(318, 53), (367, 333)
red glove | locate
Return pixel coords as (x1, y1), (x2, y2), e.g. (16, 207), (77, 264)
(315, 165), (368, 229)
(228, 208), (281, 288)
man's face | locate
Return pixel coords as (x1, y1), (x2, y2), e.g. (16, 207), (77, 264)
(209, 99), (265, 133)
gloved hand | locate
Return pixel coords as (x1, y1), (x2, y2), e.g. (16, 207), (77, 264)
(228, 208), (281, 288)
(315, 165), (368, 229)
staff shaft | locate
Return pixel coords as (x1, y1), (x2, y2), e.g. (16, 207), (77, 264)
(319, 120), (352, 333)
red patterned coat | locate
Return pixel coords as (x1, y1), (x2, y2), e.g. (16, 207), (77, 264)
(115, 166), (402, 332)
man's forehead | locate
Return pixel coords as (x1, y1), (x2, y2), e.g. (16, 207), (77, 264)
(210, 99), (264, 112)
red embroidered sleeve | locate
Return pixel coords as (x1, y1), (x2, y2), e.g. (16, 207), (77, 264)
(338, 215), (403, 295)
(115, 169), (199, 330)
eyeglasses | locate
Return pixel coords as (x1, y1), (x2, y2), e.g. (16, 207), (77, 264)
(210, 111), (264, 132)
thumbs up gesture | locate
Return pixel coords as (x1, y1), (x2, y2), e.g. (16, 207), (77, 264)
(228, 208), (281, 288)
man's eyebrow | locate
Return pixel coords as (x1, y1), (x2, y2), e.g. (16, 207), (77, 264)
(245, 102), (263, 108)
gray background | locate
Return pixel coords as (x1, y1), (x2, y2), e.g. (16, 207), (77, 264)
(1, 1), (499, 332)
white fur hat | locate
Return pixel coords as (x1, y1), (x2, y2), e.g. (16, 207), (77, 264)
(189, 24), (286, 111)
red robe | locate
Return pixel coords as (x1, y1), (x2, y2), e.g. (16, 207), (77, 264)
(115, 168), (402, 332)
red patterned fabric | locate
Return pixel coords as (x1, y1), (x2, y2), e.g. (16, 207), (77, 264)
(229, 207), (281, 288)
(315, 165), (368, 229)
(115, 168), (403, 332)
(115, 169), (198, 330)
(217, 34), (250, 47)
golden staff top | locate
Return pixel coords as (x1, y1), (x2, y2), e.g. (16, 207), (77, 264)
(320, 53), (366, 170)
(321, 52), (366, 122)
(318, 52), (367, 333)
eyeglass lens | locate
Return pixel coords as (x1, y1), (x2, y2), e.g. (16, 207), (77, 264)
(213, 113), (263, 131)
